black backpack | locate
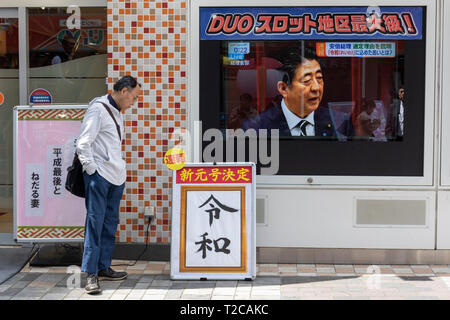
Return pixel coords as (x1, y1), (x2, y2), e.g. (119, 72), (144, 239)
(65, 102), (122, 198)
(65, 153), (85, 198)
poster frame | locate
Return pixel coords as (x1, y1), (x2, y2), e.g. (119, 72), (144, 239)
(13, 104), (88, 243)
(170, 162), (256, 280)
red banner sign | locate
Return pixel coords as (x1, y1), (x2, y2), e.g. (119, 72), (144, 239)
(176, 166), (253, 184)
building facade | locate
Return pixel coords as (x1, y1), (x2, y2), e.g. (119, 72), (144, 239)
(1, 0), (450, 264)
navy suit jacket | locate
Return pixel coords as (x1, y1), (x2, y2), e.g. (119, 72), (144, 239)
(241, 102), (354, 138)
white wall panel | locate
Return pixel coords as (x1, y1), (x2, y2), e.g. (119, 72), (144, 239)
(256, 189), (436, 249)
(441, 0), (450, 186)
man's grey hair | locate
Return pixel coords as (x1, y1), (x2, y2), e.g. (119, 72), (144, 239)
(113, 75), (141, 92)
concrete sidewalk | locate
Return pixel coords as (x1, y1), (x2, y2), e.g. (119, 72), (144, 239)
(2, 261), (450, 300)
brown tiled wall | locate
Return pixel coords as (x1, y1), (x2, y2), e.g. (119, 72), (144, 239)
(108, 0), (187, 243)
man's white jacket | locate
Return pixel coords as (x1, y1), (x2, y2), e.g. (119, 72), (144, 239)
(76, 94), (126, 186)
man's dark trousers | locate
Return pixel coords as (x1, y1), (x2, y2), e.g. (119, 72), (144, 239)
(81, 171), (125, 274)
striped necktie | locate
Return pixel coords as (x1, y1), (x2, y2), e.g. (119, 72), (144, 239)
(298, 119), (309, 136)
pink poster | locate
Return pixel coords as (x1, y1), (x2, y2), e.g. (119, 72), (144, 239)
(15, 107), (86, 241)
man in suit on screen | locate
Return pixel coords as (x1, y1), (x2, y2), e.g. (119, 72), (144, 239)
(242, 46), (354, 138)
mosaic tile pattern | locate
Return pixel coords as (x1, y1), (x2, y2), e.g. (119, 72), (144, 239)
(107, 0), (187, 243)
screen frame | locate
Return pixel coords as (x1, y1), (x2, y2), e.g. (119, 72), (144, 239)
(440, 0), (450, 187)
(188, 0), (437, 187)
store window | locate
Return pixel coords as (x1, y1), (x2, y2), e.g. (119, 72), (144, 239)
(0, 15), (18, 233)
(199, 6), (426, 176)
(28, 7), (107, 104)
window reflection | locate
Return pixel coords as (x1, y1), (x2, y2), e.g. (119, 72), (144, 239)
(28, 7), (106, 68)
(28, 7), (107, 104)
(0, 17), (19, 226)
(0, 18), (19, 70)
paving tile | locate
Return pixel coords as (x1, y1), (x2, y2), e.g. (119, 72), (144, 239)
(134, 282), (150, 290)
(297, 264), (316, 267)
(391, 265), (411, 269)
(29, 281), (57, 288)
(296, 273), (317, 277)
(41, 294), (68, 300)
(317, 273), (338, 276)
(250, 295), (281, 300)
(13, 287), (49, 299)
(126, 262), (148, 270)
(212, 288), (236, 296)
(259, 264), (278, 268)
(143, 263), (164, 271)
(137, 275), (155, 283)
(18, 273), (42, 282)
(100, 281), (122, 290)
(254, 277), (281, 285)
(164, 289), (183, 299)
(0, 285), (10, 294)
(258, 272), (279, 276)
(40, 273), (68, 281)
(335, 266), (355, 273)
(0, 287), (23, 299)
(11, 281), (31, 289)
(354, 265), (371, 269)
(109, 293), (128, 300)
(46, 286), (72, 295)
(278, 265), (297, 273)
(11, 296), (41, 300)
(184, 288), (213, 296)
(126, 293), (145, 300)
(153, 274), (171, 280)
(114, 288), (132, 296)
(298, 267), (316, 273)
(181, 294), (212, 300)
(118, 280), (139, 289)
(16, 261), (450, 300)
(141, 294), (166, 300)
(28, 267), (50, 273)
(233, 294), (251, 300)
(145, 287), (169, 295)
(150, 280), (172, 287)
(380, 268), (395, 274)
(62, 288), (84, 298)
(143, 270), (165, 275)
(316, 264), (334, 268)
(393, 268), (414, 274)
(49, 267), (69, 274)
(211, 295), (234, 300)
(258, 266), (278, 273)
(126, 269), (144, 275)
(411, 268), (433, 273)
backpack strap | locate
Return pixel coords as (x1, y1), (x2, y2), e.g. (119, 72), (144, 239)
(100, 102), (122, 141)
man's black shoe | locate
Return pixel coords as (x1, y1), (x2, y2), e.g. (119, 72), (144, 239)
(85, 274), (101, 294)
(98, 267), (128, 281)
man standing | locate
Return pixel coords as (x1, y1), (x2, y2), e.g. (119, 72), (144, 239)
(386, 86), (405, 141)
(242, 46), (353, 138)
(76, 75), (141, 294)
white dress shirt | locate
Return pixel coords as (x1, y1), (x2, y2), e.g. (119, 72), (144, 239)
(281, 99), (315, 136)
(76, 94), (126, 186)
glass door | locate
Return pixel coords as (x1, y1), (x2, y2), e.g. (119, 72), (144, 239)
(0, 9), (19, 239)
